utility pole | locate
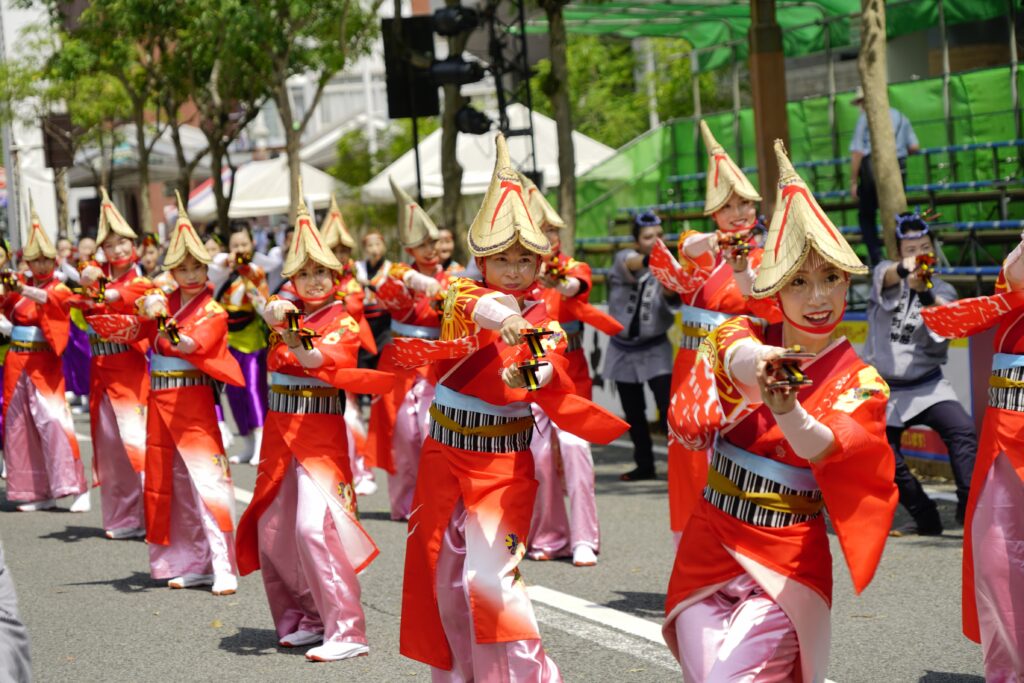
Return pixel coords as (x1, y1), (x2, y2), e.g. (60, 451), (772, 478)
(748, 0), (790, 214)
(0, 1), (21, 250)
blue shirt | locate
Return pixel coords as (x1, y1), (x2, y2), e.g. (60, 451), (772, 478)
(849, 108), (919, 158)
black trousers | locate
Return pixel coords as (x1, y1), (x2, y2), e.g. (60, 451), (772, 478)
(615, 374), (672, 473)
(886, 399), (977, 521)
(857, 156), (907, 267)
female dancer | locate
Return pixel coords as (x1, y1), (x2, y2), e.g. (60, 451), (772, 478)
(236, 198), (392, 662)
(398, 135), (627, 680)
(921, 244), (1024, 680)
(650, 121), (781, 543)
(320, 193), (377, 495)
(520, 173), (624, 567)
(141, 196), (243, 595)
(662, 141), (897, 681)
(211, 224), (270, 465)
(75, 189), (152, 538)
(368, 178), (450, 520)
(1, 201), (87, 512)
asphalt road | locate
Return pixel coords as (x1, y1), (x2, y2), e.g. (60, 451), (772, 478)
(0, 413), (986, 682)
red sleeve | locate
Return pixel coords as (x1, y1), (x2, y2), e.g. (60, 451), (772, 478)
(112, 275), (154, 312)
(274, 311), (393, 395)
(811, 375), (897, 594)
(39, 281), (73, 355)
(920, 288), (1024, 340)
(565, 259), (592, 298)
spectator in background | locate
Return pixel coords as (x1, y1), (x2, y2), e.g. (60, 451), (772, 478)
(604, 212), (679, 481)
(436, 228), (463, 274)
(862, 212), (975, 535)
(849, 85), (920, 267)
(76, 236), (97, 265)
(355, 231), (391, 371)
(0, 542), (31, 683)
(203, 233), (225, 257)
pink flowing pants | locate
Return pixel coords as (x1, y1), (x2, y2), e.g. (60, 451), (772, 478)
(673, 574), (799, 683)
(257, 459), (366, 645)
(94, 394), (145, 532)
(972, 453), (1024, 682)
(432, 501), (562, 683)
(388, 376), (434, 520)
(3, 374), (85, 502)
(148, 453), (236, 580)
(528, 407), (600, 557)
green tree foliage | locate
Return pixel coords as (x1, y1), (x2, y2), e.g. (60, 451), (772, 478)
(531, 35), (727, 149)
(327, 117), (438, 245)
(251, 0), (382, 220)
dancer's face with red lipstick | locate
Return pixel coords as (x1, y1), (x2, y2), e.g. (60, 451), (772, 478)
(172, 254), (208, 293)
(292, 260), (334, 305)
(712, 193), (757, 233)
(778, 250), (849, 334)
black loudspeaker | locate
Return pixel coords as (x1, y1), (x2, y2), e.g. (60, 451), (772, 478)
(382, 16), (440, 119)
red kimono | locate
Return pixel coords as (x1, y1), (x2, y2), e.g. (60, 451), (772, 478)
(366, 262), (450, 474)
(73, 264), (152, 489)
(920, 273), (1024, 647)
(1, 276), (84, 501)
(536, 251), (623, 399)
(396, 278), (627, 671)
(650, 235), (782, 533)
(144, 285), (244, 547)
(663, 316), (896, 682)
(236, 299), (393, 576)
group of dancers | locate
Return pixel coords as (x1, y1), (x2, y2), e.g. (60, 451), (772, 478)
(0, 122), (1019, 681)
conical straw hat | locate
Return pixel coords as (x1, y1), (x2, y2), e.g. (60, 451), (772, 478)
(751, 140), (867, 298)
(281, 182), (342, 279)
(701, 120), (761, 216)
(163, 192), (212, 269)
(96, 187), (138, 244)
(391, 177), (439, 249)
(517, 171), (566, 230)
(321, 194), (355, 250)
(468, 134), (551, 257)
(23, 195), (57, 261)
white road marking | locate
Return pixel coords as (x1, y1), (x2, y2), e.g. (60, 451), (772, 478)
(922, 486), (957, 503)
(229, 490), (849, 679)
(75, 432), (92, 442)
(531, 603), (679, 672)
(528, 584), (664, 644)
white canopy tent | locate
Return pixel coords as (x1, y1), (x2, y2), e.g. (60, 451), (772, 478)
(187, 157), (339, 222)
(361, 104), (615, 203)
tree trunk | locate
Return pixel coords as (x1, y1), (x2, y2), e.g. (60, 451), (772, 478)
(54, 166), (69, 239)
(272, 81), (303, 225)
(210, 143), (231, 239)
(858, 0), (906, 258)
(169, 120), (194, 205)
(544, 1), (576, 255)
(286, 127), (302, 223)
(133, 107), (153, 233)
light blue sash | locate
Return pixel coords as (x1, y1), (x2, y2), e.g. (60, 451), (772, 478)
(715, 437), (819, 492)
(434, 383), (531, 418)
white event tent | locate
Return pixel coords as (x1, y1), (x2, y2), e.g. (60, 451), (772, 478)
(187, 157), (339, 222)
(361, 104), (614, 203)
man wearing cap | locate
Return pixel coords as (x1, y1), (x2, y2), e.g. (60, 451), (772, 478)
(604, 211), (679, 481)
(864, 211), (975, 535)
(849, 86), (920, 266)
